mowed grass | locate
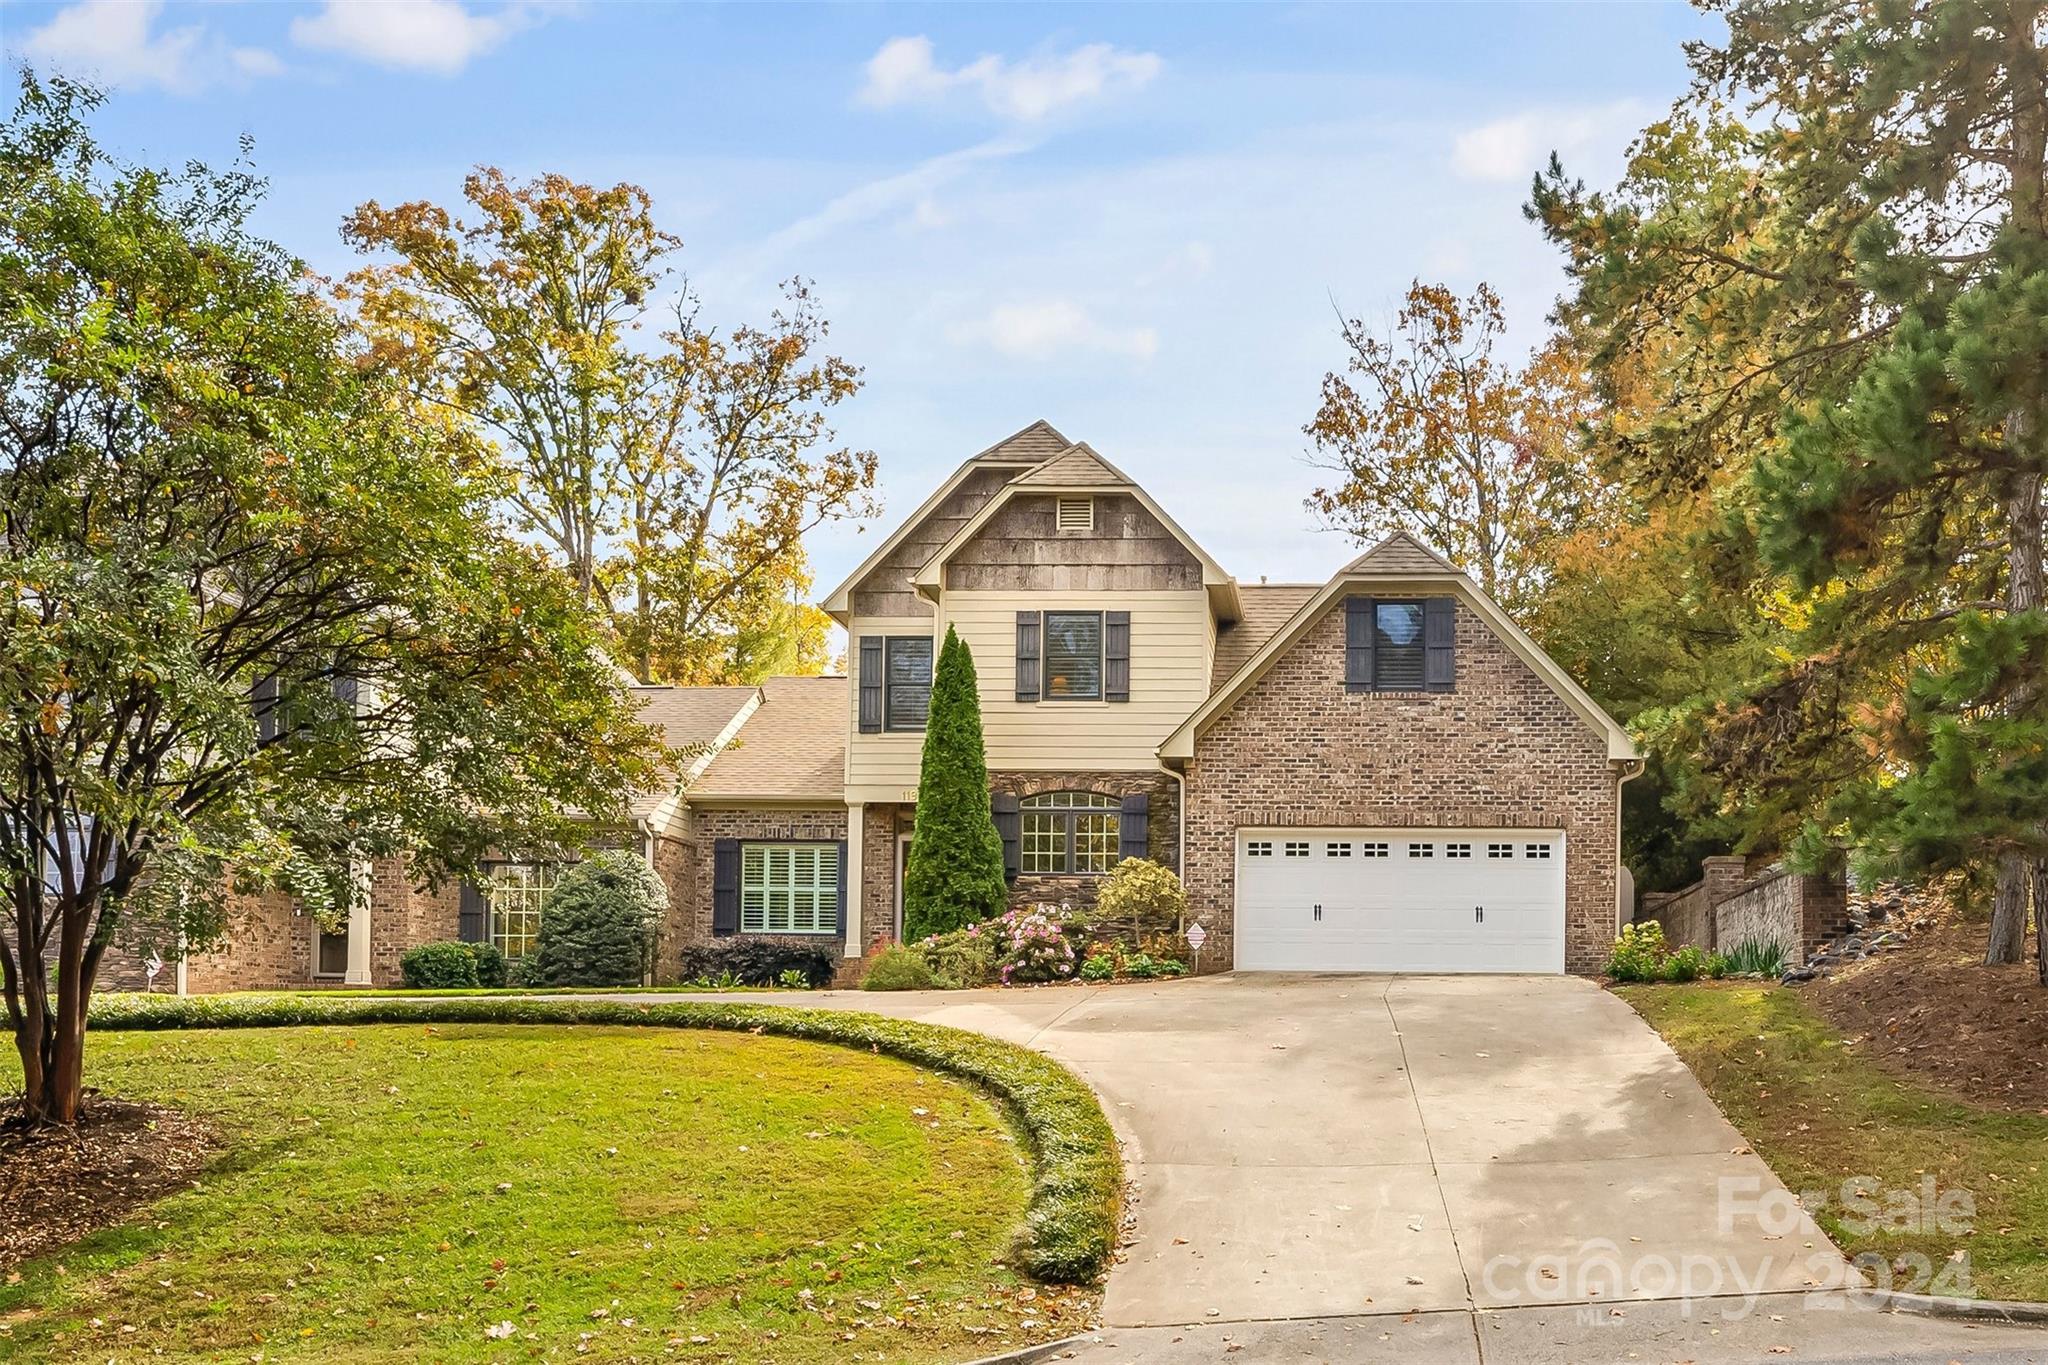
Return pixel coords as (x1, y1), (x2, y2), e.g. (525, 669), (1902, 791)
(1621, 984), (2048, 1302)
(2, 1024), (1085, 1362)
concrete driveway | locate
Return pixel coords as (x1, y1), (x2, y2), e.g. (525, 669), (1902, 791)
(660, 973), (1855, 1327)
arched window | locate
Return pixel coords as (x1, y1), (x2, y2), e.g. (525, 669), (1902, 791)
(1020, 791), (1120, 875)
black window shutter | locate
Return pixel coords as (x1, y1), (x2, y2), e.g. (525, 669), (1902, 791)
(1014, 612), (1041, 702)
(1104, 611), (1131, 702)
(457, 880), (487, 942)
(712, 839), (741, 935)
(857, 637), (884, 733)
(251, 674), (280, 742)
(333, 675), (359, 711)
(1119, 793), (1149, 861)
(833, 839), (849, 934)
(1423, 596), (1456, 692)
(1345, 597), (1376, 693)
(992, 793), (1021, 881)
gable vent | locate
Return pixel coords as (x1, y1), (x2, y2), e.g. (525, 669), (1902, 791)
(1056, 496), (1094, 532)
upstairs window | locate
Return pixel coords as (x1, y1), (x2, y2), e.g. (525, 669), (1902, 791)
(1373, 601), (1427, 690)
(885, 636), (933, 730)
(1043, 611), (1104, 701)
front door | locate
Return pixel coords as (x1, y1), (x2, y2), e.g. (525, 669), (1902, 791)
(315, 923), (350, 979)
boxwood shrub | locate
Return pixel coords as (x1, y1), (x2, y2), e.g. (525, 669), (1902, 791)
(89, 992), (1119, 1283)
(399, 941), (479, 989)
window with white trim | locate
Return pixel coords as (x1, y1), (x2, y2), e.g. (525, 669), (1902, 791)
(1326, 842), (1352, 857)
(1284, 840), (1311, 858)
(1446, 842), (1473, 859)
(1021, 791), (1120, 874)
(1488, 843), (1515, 858)
(487, 861), (555, 961)
(1526, 843), (1553, 859)
(740, 843), (840, 934)
(1246, 840), (1273, 858)
(1360, 841), (1390, 858)
(1408, 842), (1435, 858)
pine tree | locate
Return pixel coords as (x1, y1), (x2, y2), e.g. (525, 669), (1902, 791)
(902, 627), (1007, 940)
(1537, 1), (2048, 973)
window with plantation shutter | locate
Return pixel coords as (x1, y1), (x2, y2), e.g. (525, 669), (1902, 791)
(739, 843), (841, 935)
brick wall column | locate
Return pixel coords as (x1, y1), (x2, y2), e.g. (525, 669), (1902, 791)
(843, 802), (865, 959)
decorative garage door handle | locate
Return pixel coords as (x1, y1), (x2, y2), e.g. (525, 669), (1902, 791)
(1475, 905), (1485, 923)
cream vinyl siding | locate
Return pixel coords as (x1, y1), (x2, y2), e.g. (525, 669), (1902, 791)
(846, 615), (933, 799)
(952, 589), (1213, 770)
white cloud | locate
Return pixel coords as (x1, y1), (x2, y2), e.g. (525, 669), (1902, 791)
(949, 299), (1158, 362)
(1452, 100), (1650, 183)
(290, 0), (544, 76)
(19, 0), (280, 95)
(859, 35), (1162, 121)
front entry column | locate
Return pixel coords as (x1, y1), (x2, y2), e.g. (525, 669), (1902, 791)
(843, 803), (864, 959)
(344, 858), (373, 985)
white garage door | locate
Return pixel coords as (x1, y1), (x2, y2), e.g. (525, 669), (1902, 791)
(1234, 829), (1565, 973)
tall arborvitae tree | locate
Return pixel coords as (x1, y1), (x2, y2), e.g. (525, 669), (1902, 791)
(1536, 2), (2048, 972)
(901, 628), (1007, 940)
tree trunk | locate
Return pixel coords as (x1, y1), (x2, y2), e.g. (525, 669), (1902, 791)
(2035, 858), (2048, 986)
(11, 905), (93, 1126)
(1989, 457), (2043, 964)
(1989, 849), (2031, 964)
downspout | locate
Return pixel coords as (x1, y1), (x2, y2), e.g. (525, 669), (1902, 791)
(1156, 756), (1188, 891)
(1614, 759), (1644, 935)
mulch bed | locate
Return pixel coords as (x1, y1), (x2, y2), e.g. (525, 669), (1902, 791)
(0, 1095), (217, 1269)
(1809, 918), (2048, 1114)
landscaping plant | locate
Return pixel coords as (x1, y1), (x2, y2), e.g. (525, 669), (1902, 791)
(675, 940), (837, 988)
(901, 627), (1008, 940)
(992, 907), (1079, 985)
(520, 851), (666, 988)
(861, 946), (939, 991)
(1721, 938), (1789, 979)
(919, 924), (999, 989)
(1606, 922), (1671, 983)
(1087, 858), (1189, 943)
(399, 942), (482, 990)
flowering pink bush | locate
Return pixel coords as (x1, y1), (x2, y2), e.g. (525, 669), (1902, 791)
(990, 906), (1078, 984)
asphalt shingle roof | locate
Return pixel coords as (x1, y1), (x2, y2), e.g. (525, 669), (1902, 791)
(1211, 583), (1319, 690)
(688, 675), (848, 803)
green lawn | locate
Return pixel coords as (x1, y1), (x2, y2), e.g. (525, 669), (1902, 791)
(2, 1024), (1089, 1362)
(1621, 983), (2048, 1302)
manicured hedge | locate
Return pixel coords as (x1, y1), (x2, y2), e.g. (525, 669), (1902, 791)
(89, 992), (1121, 1283)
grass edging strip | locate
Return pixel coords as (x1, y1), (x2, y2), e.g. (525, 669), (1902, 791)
(88, 993), (1120, 1284)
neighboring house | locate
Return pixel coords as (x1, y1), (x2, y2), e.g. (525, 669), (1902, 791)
(126, 420), (1639, 990)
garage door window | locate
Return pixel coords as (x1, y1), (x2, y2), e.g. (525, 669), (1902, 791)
(1020, 792), (1120, 874)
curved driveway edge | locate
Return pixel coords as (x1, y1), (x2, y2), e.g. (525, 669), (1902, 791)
(571, 974), (1857, 1328)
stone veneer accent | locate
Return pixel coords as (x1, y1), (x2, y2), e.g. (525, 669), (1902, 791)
(852, 772), (1181, 947)
(989, 769), (1180, 913)
(1183, 596), (1622, 975)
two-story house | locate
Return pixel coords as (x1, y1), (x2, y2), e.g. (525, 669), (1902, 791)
(140, 420), (1638, 991)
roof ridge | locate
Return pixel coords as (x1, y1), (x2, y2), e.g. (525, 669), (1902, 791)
(971, 418), (1072, 462)
(1341, 529), (1459, 575)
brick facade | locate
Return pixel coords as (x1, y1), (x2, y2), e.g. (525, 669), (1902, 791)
(1183, 596), (1623, 974)
(677, 806), (850, 973)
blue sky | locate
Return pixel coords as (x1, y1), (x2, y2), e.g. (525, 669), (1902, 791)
(3, 1), (1713, 592)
